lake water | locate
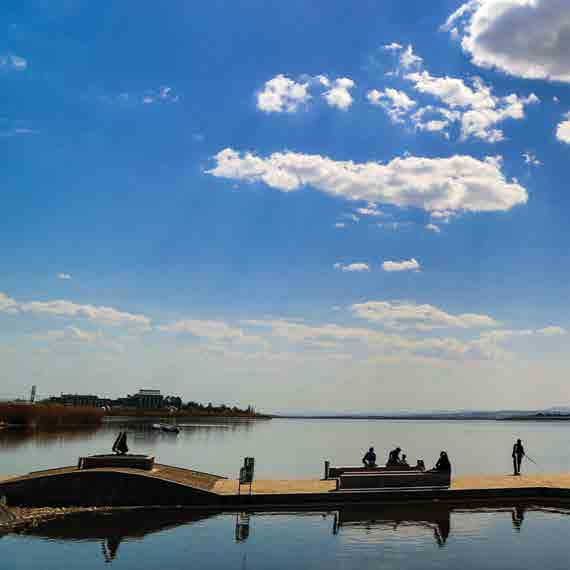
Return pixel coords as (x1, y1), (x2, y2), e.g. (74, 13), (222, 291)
(4, 506), (570, 569)
(3, 417), (570, 478)
(3, 418), (570, 568)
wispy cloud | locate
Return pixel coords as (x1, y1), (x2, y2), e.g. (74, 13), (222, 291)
(523, 151), (542, 166)
(425, 223), (441, 233)
(334, 262), (370, 272)
(351, 300), (498, 331)
(381, 258), (420, 272)
(0, 54), (27, 71)
(0, 291), (150, 328)
(157, 319), (267, 349)
(101, 86), (180, 106)
(56, 273), (72, 280)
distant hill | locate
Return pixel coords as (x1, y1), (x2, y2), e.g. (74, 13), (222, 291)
(275, 407), (570, 421)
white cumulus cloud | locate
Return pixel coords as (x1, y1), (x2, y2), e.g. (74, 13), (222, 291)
(406, 71), (539, 142)
(256, 74), (311, 113)
(320, 76), (355, 110)
(381, 258), (420, 272)
(57, 273), (72, 280)
(208, 148), (528, 215)
(444, 0), (570, 83)
(367, 87), (416, 123)
(556, 112), (570, 144)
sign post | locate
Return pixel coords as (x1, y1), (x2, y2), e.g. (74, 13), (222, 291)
(238, 457), (255, 496)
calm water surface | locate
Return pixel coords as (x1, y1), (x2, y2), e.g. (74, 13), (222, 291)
(3, 506), (570, 569)
(3, 419), (570, 568)
(2, 418), (570, 478)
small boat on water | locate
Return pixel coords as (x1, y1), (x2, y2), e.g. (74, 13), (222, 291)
(151, 423), (180, 434)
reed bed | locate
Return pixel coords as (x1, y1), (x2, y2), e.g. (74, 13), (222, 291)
(0, 403), (104, 429)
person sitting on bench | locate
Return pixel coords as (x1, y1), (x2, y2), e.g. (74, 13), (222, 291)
(362, 446), (377, 468)
(401, 454), (409, 466)
(434, 451), (451, 472)
(386, 447), (402, 466)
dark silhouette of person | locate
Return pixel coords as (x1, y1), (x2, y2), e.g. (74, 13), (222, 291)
(435, 451), (451, 472)
(512, 439), (525, 475)
(434, 515), (451, 547)
(112, 431), (129, 455)
(386, 447), (402, 466)
(401, 454), (409, 466)
(511, 506), (525, 531)
(362, 447), (377, 468)
(102, 535), (122, 563)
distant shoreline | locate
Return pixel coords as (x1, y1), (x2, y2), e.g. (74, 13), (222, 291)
(104, 410), (272, 420)
(275, 414), (570, 421)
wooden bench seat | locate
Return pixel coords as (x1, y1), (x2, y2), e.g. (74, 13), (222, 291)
(328, 465), (422, 478)
(337, 470), (450, 490)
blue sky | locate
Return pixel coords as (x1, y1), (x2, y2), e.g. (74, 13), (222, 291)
(2, 0), (570, 412)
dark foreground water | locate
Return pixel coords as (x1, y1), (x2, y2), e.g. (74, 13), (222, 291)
(3, 418), (570, 568)
(3, 505), (570, 569)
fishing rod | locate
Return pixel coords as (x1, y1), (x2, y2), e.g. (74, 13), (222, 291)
(525, 454), (539, 466)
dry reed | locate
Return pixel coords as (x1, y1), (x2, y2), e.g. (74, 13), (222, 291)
(0, 403), (104, 429)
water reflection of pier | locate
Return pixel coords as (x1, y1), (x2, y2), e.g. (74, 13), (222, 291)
(16, 503), (570, 563)
(330, 503), (570, 546)
(332, 504), (451, 546)
(19, 509), (214, 563)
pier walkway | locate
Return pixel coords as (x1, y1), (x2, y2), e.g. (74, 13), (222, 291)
(3, 465), (570, 509)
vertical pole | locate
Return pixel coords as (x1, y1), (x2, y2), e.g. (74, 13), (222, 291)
(324, 460), (330, 480)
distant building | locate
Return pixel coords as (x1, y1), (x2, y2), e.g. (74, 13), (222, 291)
(134, 389), (164, 409)
(48, 388), (176, 410)
(50, 394), (107, 407)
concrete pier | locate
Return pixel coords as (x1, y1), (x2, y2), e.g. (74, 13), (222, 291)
(3, 465), (570, 509)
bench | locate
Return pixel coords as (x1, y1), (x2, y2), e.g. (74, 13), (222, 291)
(337, 470), (451, 490)
(327, 465), (423, 478)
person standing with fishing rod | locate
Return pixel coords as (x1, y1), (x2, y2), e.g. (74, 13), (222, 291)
(512, 438), (525, 475)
